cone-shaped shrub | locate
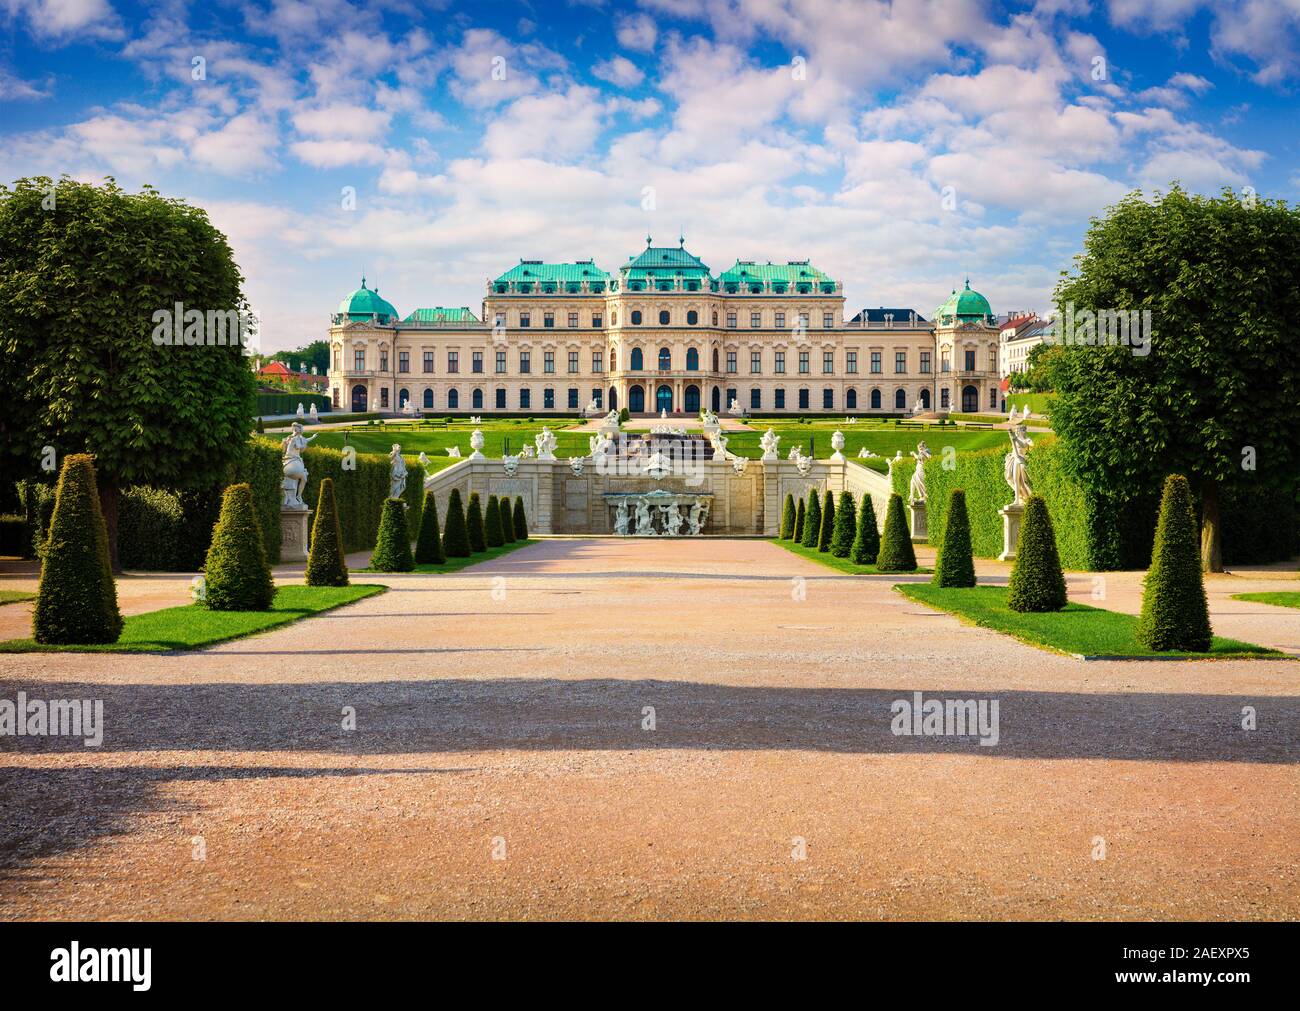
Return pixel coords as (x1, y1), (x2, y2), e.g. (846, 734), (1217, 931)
(1136, 475), (1212, 651)
(780, 493), (796, 540)
(831, 491), (856, 557)
(794, 498), (806, 542)
(443, 488), (471, 557)
(513, 496), (528, 540)
(485, 495), (505, 548)
(500, 494), (516, 543)
(370, 498), (414, 572)
(467, 493), (486, 552)
(850, 493), (879, 565)
(414, 491), (445, 565)
(305, 478), (349, 586)
(203, 482), (275, 611)
(817, 490), (836, 552)
(33, 454), (123, 644)
(1007, 494), (1066, 612)
(875, 493), (917, 572)
(932, 488), (976, 588)
(800, 489), (821, 548)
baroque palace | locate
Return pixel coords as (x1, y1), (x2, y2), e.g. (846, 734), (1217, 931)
(327, 237), (1000, 417)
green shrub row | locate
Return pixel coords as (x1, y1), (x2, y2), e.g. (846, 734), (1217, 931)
(256, 391), (331, 416)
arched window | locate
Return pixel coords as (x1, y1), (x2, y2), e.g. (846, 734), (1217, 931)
(658, 310), (670, 325)
(687, 310), (698, 325)
(895, 388), (907, 410)
(472, 388), (483, 409)
(686, 347), (699, 371)
(919, 388), (931, 409)
(448, 388), (459, 409)
(631, 310), (643, 325)
(631, 347), (644, 370)
(658, 346), (671, 370)
(712, 348), (720, 372)
(629, 384), (645, 413)
(846, 388), (857, 410)
(684, 384), (700, 412)
(423, 388), (434, 409)
(870, 388), (881, 409)
(398, 388), (409, 409)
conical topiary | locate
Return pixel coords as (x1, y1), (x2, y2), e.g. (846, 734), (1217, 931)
(932, 488), (976, 588)
(1007, 494), (1066, 612)
(370, 498), (414, 572)
(850, 493), (879, 565)
(485, 495), (505, 548)
(443, 488), (470, 557)
(32, 454), (123, 644)
(817, 490), (835, 552)
(467, 492), (486, 552)
(305, 477), (349, 586)
(801, 489), (821, 548)
(414, 490), (445, 565)
(513, 496), (528, 540)
(875, 493), (917, 572)
(203, 482), (275, 610)
(780, 493), (796, 540)
(1136, 474), (1212, 651)
(500, 494), (516, 543)
(794, 498), (806, 542)
(831, 491), (856, 557)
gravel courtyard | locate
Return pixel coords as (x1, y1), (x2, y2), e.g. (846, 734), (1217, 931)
(1, 538), (1298, 920)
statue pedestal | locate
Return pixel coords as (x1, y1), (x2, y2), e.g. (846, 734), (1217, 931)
(909, 500), (927, 539)
(281, 508), (313, 562)
(998, 503), (1023, 561)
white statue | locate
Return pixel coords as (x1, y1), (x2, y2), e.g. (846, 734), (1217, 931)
(601, 408), (621, 431)
(418, 451), (431, 470)
(520, 444), (535, 458)
(503, 455), (520, 477)
(569, 456), (585, 476)
(787, 445), (801, 461)
(589, 432), (612, 456)
(731, 456), (748, 475)
(470, 415), (482, 425)
(280, 422), (316, 510)
(830, 431), (846, 461)
(469, 429), (485, 459)
(389, 445), (407, 500)
(660, 407), (668, 420)
(446, 446), (462, 458)
(760, 428), (780, 461)
(370, 397), (379, 413)
(634, 497), (652, 534)
(660, 503), (677, 534)
(795, 453), (813, 477)
(1005, 420), (1034, 505)
(909, 441), (930, 503)
(308, 403), (319, 422)
(728, 398), (740, 415)
(584, 398), (600, 417)
(858, 447), (877, 459)
(712, 434), (729, 459)
(687, 501), (704, 535)
(614, 500), (630, 535)
(296, 402), (305, 419)
(535, 427), (557, 461)
(701, 408), (719, 429)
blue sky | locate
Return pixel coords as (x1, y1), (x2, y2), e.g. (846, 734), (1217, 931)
(1, 0), (1297, 352)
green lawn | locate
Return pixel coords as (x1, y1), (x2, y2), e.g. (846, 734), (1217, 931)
(0, 584), (385, 653)
(898, 584), (1279, 659)
(306, 425), (592, 466)
(726, 424), (1006, 462)
(1232, 592), (1300, 610)
(774, 538), (932, 575)
(0, 589), (36, 607)
(360, 538), (536, 573)
(1006, 392), (1055, 416)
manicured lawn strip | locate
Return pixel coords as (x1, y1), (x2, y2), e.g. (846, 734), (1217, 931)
(897, 583), (1279, 658)
(0, 590), (36, 606)
(1232, 592), (1300, 610)
(774, 538), (932, 575)
(360, 538), (537, 574)
(0, 584), (385, 653)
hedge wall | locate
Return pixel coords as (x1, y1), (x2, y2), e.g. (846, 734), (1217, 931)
(256, 391), (331, 416)
(296, 444), (424, 555)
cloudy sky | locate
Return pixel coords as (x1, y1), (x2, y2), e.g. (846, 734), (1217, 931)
(2, 0), (1296, 352)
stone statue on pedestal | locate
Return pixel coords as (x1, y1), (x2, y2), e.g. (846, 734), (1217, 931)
(760, 428), (780, 461)
(909, 442), (930, 503)
(634, 497), (652, 535)
(388, 445), (407, 500)
(469, 429), (485, 459)
(614, 500), (630, 535)
(535, 427), (557, 461)
(830, 430), (846, 461)
(1004, 422), (1034, 505)
(280, 422), (316, 510)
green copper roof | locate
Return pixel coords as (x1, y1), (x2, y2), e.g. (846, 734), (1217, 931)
(337, 278), (399, 323)
(934, 279), (993, 323)
(403, 307), (479, 323)
(622, 239), (712, 276)
(719, 260), (835, 288)
(493, 259), (610, 284)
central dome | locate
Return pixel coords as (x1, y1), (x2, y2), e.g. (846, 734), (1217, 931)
(935, 279), (992, 324)
(337, 278), (399, 323)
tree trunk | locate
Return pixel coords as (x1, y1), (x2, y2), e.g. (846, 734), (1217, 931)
(1200, 478), (1223, 573)
(98, 478), (122, 574)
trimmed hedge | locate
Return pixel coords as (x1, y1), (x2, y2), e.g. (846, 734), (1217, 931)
(817, 490), (835, 552)
(932, 488), (976, 587)
(513, 496), (528, 540)
(370, 498), (415, 572)
(256, 391), (330, 416)
(1007, 495), (1067, 612)
(831, 491), (855, 557)
(467, 493), (486, 552)
(118, 487), (187, 570)
(1137, 475), (1212, 651)
(415, 491), (445, 565)
(305, 478), (349, 586)
(779, 494), (796, 540)
(876, 494), (917, 572)
(794, 498), (806, 542)
(485, 495), (505, 548)
(32, 454), (123, 644)
(850, 493), (879, 564)
(444, 488), (471, 557)
(0, 514), (26, 557)
(203, 483), (275, 611)
(500, 494), (516, 543)
(801, 490), (821, 548)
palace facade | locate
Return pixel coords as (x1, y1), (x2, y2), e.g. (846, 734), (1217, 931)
(327, 237), (1001, 416)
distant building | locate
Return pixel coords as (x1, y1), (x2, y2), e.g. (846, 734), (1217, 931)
(999, 314), (1053, 376)
(258, 359), (328, 391)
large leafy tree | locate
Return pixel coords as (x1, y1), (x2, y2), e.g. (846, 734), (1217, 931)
(268, 339), (330, 376)
(0, 176), (256, 569)
(1052, 186), (1300, 571)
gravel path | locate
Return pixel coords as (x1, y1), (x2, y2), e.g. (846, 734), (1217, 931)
(1, 538), (1297, 920)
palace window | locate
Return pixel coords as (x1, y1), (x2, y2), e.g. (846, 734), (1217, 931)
(941, 388), (950, 409)
(520, 351), (531, 374)
(686, 348), (699, 371)
(496, 388), (507, 409)
(520, 313), (530, 328)
(448, 388), (458, 409)
(798, 388), (809, 410)
(592, 351), (603, 372)
(775, 388), (785, 409)
(895, 352), (907, 373)
(544, 351), (555, 373)
(774, 350), (786, 374)
(631, 348), (644, 370)
(799, 351), (810, 374)
(964, 350), (976, 371)
(712, 311), (718, 325)
(799, 312), (809, 329)
(472, 351), (483, 374)
(687, 310), (698, 325)
(823, 351), (834, 374)
(592, 388), (603, 409)
(592, 314), (602, 327)
(942, 352), (951, 372)
(823, 313), (834, 328)
(658, 347), (671, 370)
(569, 351), (579, 373)
(423, 351), (434, 373)
(424, 388), (434, 409)
(846, 388), (857, 409)
(775, 312), (785, 328)
(631, 310), (643, 325)
(544, 387), (555, 409)
(354, 349), (365, 371)
(473, 388), (483, 409)
(568, 388), (579, 409)
(990, 386), (998, 408)
(920, 351), (931, 374)
(823, 388), (834, 409)
(871, 388), (881, 409)
(520, 388), (531, 409)
(750, 312), (761, 328)
(379, 350), (388, 371)
(333, 349), (341, 372)
(496, 351), (507, 374)
(398, 351), (409, 373)
(870, 351), (881, 374)
(846, 351), (858, 374)
(726, 351), (737, 373)
(895, 388), (907, 409)
(751, 351), (762, 373)
(727, 312), (737, 328)
(750, 388), (762, 410)
(659, 310), (670, 325)
(544, 312), (554, 328)
(713, 348), (720, 371)
(568, 313), (578, 328)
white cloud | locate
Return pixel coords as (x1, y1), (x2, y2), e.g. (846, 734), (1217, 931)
(0, 65), (50, 99)
(615, 13), (657, 52)
(191, 112), (279, 174)
(592, 55), (644, 88)
(290, 138), (387, 168)
(292, 103), (392, 140)
(2, 0), (122, 40)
